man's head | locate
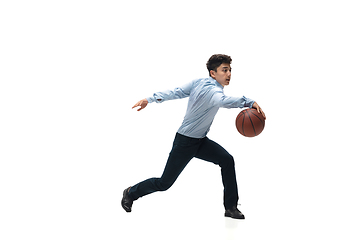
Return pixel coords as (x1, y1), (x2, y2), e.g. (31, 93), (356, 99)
(206, 54), (232, 87)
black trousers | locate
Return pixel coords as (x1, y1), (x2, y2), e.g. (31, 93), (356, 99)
(128, 133), (239, 209)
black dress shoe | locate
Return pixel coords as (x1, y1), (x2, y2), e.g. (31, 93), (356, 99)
(121, 187), (133, 212)
(225, 206), (245, 219)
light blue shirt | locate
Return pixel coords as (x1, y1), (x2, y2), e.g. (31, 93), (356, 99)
(147, 77), (255, 138)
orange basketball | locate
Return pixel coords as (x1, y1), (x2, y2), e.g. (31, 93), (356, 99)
(236, 108), (265, 137)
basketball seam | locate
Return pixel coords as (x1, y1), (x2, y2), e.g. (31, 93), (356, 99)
(242, 112), (246, 136)
(245, 110), (256, 136)
(249, 111), (264, 128)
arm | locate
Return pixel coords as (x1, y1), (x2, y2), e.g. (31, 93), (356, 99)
(132, 80), (194, 111)
(212, 91), (266, 119)
(212, 91), (254, 109)
(146, 80), (194, 103)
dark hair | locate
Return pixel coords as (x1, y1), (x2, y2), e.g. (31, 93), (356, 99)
(206, 54), (232, 76)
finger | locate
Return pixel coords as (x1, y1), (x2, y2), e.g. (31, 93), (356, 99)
(132, 100), (142, 109)
(132, 102), (139, 109)
(261, 110), (266, 119)
(258, 107), (265, 118)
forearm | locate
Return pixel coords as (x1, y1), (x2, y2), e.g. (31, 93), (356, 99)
(146, 89), (181, 103)
(218, 95), (255, 109)
(146, 80), (193, 104)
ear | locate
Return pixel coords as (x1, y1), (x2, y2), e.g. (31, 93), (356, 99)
(210, 70), (216, 79)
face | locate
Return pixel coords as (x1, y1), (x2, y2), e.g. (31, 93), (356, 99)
(210, 63), (232, 87)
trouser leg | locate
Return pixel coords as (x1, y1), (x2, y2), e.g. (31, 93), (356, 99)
(128, 133), (199, 201)
(195, 137), (239, 209)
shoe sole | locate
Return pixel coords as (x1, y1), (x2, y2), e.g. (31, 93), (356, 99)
(225, 212), (245, 219)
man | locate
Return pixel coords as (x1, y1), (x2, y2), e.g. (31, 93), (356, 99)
(122, 54), (266, 219)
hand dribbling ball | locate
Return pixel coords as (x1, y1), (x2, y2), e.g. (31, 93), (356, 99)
(236, 108), (265, 137)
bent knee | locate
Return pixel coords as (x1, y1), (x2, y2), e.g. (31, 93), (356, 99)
(157, 180), (173, 191)
(228, 154), (235, 164)
(221, 154), (235, 167)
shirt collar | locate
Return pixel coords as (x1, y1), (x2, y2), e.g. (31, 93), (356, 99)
(209, 77), (224, 89)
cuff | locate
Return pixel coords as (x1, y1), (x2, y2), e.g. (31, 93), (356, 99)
(248, 101), (255, 108)
(146, 97), (156, 103)
(243, 96), (255, 108)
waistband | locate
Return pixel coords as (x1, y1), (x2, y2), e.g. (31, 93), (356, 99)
(175, 132), (205, 141)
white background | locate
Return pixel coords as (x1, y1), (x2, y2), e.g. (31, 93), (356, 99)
(1, 0), (359, 239)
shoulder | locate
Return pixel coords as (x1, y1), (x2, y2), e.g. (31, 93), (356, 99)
(191, 77), (223, 94)
(191, 77), (206, 86)
(193, 77), (218, 88)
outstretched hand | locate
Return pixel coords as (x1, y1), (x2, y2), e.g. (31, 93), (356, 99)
(132, 98), (148, 111)
(252, 102), (266, 120)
